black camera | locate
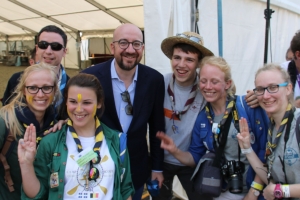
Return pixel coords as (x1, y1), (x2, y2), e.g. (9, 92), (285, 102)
(221, 160), (245, 194)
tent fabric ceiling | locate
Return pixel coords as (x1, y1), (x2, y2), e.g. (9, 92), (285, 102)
(0, 0), (144, 38)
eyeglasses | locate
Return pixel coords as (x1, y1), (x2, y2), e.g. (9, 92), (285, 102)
(113, 39), (144, 50)
(37, 41), (64, 51)
(176, 33), (202, 44)
(121, 91), (133, 115)
(25, 86), (54, 94)
(253, 82), (288, 96)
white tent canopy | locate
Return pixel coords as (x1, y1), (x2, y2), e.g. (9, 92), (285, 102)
(144, 0), (300, 95)
(0, 0), (143, 68)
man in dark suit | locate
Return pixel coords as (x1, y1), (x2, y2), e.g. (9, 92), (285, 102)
(82, 23), (165, 200)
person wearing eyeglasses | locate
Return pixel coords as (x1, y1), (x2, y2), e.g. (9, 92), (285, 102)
(237, 64), (300, 200)
(0, 62), (59, 200)
(19, 73), (134, 200)
(81, 23), (165, 200)
(1, 25), (70, 107)
(154, 32), (261, 200)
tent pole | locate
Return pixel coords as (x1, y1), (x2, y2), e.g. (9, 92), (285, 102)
(263, 0), (274, 64)
(217, 0), (223, 57)
(77, 31), (82, 70)
(191, 0), (196, 32)
(6, 35), (9, 56)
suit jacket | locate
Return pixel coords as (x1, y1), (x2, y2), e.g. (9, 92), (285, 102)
(82, 59), (165, 189)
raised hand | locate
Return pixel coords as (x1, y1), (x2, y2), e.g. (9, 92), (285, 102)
(156, 131), (178, 154)
(18, 124), (37, 165)
(236, 117), (251, 149)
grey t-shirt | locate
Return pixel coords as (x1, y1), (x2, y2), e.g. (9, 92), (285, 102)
(269, 109), (300, 200)
(163, 73), (205, 165)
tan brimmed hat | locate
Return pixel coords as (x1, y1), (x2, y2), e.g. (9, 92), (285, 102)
(161, 31), (214, 59)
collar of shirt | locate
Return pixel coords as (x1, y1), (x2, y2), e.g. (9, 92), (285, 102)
(110, 58), (138, 134)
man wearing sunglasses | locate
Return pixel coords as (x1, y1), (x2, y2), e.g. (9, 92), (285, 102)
(1, 25), (69, 106)
(82, 23), (165, 200)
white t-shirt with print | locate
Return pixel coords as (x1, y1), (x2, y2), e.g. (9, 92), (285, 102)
(63, 128), (115, 200)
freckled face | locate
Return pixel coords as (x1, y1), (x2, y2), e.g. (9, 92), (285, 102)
(66, 86), (101, 129)
(199, 64), (231, 105)
(24, 70), (55, 117)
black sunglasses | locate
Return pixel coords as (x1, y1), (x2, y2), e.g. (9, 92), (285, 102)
(88, 152), (101, 181)
(121, 91), (133, 115)
(37, 41), (64, 51)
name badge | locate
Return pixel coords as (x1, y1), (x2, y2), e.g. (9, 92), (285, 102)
(50, 172), (59, 188)
(212, 123), (220, 134)
(74, 147), (97, 167)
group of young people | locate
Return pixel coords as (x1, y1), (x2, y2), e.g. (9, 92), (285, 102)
(1, 22), (300, 200)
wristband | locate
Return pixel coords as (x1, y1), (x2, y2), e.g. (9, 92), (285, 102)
(241, 147), (253, 154)
(282, 184), (290, 198)
(251, 181), (263, 191)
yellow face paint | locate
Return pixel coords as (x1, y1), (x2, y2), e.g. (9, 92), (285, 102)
(76, 94), (82, 112)
(92, 105), (97, 117)
(26, 95), (33, 105)
(48, 95), (54, 106)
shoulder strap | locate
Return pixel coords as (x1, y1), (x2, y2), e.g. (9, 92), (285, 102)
(0, 131), (15, 192)
(295, 115), (300, 147)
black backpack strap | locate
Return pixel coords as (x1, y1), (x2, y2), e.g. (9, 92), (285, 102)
(295, 114), (300, 148)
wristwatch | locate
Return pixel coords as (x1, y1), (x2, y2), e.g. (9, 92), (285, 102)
(274, 184), (283, 199)
(253, 188), (260, 197)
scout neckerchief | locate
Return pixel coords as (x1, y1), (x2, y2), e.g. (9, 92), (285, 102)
(67, 117), (103, 184)
(168, 74), (197, 133)
(205, 96), (238, 143)
(15, 106), (55, 147)
(205, 95), (241, 168)
(265, 103), (294, 182)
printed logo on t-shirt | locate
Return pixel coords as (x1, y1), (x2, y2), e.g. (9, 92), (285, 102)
(65, 154), (114, 198)
(189, 101), (202, 113)
(284, 147), (299, 166)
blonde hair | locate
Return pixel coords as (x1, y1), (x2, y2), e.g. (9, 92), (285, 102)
(199, 56), (236, 97)
(0, 62), (59, 139)
(255, 63), (294, 103)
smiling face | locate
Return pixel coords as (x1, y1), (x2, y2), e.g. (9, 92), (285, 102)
(110, 24), (144, 71)
(199, 64), (231, 105)
(24, 70), (55, 116)
(255, 69), (292, 117)
(66, 86), (101, 129)
(36, 31), (67, 68)
(171, 48), (200, 87)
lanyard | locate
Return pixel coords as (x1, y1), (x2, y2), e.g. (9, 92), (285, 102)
(266, 103), (294, 183)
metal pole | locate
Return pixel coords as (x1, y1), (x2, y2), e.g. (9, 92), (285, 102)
(191, 0), (196, 32)
(217, 0), (223, 57)
(77, 31), (82, 70)
(6, 35), (9, 56)
(263, 0), (274, 64)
